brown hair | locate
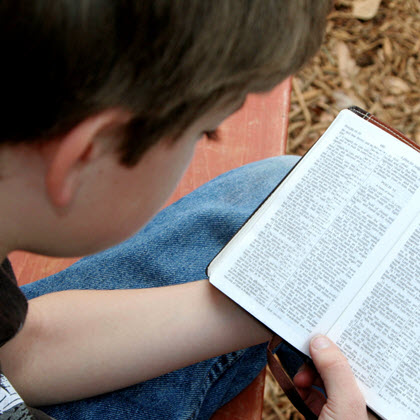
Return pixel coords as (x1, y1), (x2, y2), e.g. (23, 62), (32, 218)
(0, 0), (331, 166)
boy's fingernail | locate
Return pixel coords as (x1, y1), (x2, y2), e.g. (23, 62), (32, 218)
(311, 335), (330, 350)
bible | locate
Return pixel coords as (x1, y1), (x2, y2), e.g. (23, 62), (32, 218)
(208, 107), (420, 420)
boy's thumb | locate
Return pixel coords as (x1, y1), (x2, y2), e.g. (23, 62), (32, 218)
(309, 335), (368, 420)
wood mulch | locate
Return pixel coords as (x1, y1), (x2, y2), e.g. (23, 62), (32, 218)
(264, 0), (419, 418)
(288, 0), (420, 157)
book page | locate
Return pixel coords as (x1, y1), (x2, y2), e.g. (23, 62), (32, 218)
(209, 110), (420, 353)
(328, 213), (420, 420)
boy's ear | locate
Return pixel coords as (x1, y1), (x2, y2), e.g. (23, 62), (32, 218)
(45, 108), (131, 208)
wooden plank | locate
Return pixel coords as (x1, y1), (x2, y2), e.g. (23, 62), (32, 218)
(9, 253), (78, 286)
(211, 368), (267, 420)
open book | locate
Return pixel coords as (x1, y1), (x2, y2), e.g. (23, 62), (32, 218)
(208, 108), (420, 420)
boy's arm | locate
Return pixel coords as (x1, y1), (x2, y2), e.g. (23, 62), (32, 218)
(0, 280), (270, 406)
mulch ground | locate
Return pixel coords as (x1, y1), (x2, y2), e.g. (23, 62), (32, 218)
(263, 0), (419, 418)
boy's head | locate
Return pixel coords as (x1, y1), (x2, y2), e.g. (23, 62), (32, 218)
(0, 0), (331, 257)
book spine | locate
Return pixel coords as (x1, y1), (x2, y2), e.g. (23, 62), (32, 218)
(349, 106), (420, 153)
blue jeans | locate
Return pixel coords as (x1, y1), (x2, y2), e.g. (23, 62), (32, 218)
(21, 155), (300, 420)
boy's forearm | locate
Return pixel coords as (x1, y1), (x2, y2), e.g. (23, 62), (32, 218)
(0, 280), (270, 406)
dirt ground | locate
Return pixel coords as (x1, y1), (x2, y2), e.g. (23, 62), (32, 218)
(263, 0), (419, 418)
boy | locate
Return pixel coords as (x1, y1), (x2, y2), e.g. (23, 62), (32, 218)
(0, 1), (372, 419)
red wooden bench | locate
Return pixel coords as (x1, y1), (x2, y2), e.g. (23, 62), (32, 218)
(10, 78), (292, 419)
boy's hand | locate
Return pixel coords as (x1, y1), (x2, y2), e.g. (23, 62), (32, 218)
(294, 335), (378, 420)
